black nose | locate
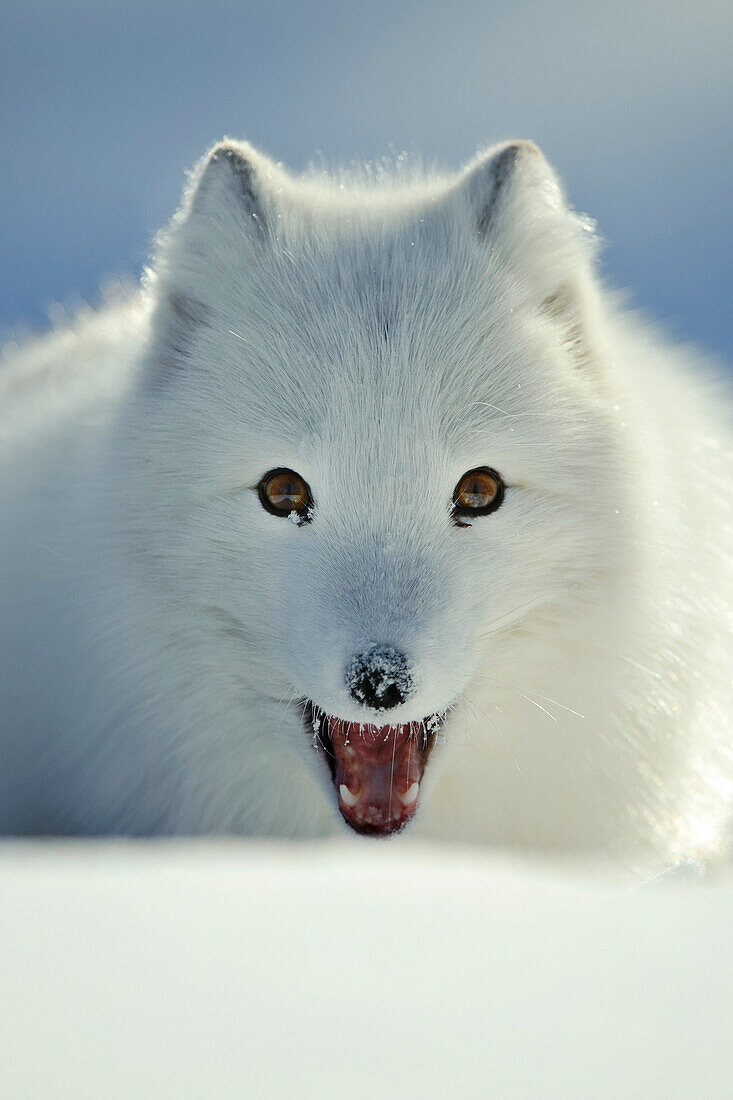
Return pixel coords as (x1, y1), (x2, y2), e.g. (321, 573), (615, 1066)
(345, 645), (414, 711)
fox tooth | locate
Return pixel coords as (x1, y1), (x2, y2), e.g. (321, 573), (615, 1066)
(339, 784), (360, 808)
(398, 782), (419, 806)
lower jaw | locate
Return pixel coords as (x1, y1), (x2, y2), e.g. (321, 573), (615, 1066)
(303, 703), (440, 837)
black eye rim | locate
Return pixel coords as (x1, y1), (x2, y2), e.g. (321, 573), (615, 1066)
(451, 466), (505, 522)
(256, 467), (314, 521)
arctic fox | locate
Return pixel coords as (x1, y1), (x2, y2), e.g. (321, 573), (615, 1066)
(0, 139), (730, 869)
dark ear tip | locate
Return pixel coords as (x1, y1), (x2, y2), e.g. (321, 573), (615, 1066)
(489, 140), (543, 179)
(208, 140), (248, 166)
(192, 139), (267, 235)
(502, 139), (542, 159)
(209, 141), (234, 159)
(472, 140), (548, 238)
(205, 141), (256, 182)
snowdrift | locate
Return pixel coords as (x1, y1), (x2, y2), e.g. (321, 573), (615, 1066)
(0, 841), (730, 1098)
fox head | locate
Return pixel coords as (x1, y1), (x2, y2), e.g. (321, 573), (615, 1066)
(117, 139), (631, 838)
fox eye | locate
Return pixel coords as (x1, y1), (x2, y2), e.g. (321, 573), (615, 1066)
(452, 467), (504, 522)
(257, 468), (312, 520)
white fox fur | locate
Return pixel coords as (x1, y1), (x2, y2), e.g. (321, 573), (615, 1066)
(1, 139), (730, 870)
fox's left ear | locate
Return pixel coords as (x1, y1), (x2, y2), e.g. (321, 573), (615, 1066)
(460, 140), (594, 278)
(458, 142), (602, 365)
(463, 141), (558, 238)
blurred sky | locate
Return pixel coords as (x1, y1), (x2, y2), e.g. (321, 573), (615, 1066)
(2, 0), (731, 358)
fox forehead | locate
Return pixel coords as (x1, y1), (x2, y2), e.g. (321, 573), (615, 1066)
(202, 215), (503, 356)
(145, 139), (603, 474)
(185, 230), (544, 433)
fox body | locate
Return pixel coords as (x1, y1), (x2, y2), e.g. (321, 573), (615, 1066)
(1, 140), (730, 868)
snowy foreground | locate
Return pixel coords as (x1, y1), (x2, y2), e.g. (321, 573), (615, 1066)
(0, 842), (731, 1099)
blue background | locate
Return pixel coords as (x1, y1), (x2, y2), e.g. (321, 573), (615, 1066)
(2, 0), (731, 359)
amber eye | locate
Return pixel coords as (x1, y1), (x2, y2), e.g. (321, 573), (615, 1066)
(452, 466), (504, 521)
(257, 468), (312, 520)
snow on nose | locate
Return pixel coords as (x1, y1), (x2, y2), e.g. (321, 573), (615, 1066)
(345, 645), (415, 711)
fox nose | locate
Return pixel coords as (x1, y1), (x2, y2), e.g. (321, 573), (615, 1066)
(345, 645), (414, 711)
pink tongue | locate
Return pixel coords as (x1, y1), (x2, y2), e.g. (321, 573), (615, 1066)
(327, 718), (423, 833)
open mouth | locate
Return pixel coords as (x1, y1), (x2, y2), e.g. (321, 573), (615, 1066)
(303, 703), (441, 836)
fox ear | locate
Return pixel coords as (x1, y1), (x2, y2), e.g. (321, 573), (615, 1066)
(463, 140), (555, 241)
(144, 140), (276, 387)
(184, 140), (269, 238)
(460, 141), (602, 370)
(155, 138), (275, 280)
(460, 139), (597, 288)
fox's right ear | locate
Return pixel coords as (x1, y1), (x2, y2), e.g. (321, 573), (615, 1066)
(153, 138), (279, 279)
(183, 140), (270, 239)
(144, 140), (280, 387)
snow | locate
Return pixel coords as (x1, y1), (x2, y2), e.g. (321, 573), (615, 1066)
(0, 841), (731, 1099)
